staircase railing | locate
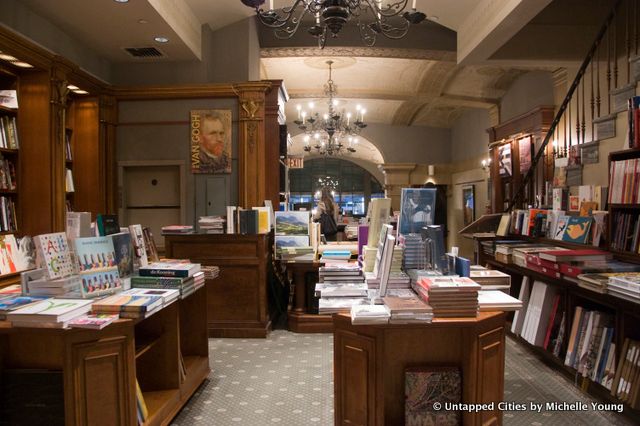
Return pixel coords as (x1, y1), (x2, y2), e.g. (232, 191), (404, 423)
(508, 0), (630, 211)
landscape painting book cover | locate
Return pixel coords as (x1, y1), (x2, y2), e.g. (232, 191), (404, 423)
(275, 211), (309, 236)
(405, 367), (461, 426)
(274, 235), (309, 249)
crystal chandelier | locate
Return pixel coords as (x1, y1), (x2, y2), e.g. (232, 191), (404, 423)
(242, 0), (426, 49)
(295, 60), (364, 156)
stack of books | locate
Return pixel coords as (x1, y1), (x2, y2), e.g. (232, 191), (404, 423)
(131, 271), (204, 299)
(278, 246), (315, 261)
(607, 274), (640, 303)
(477, 290), (523, 311)
(125, 288), (180, 307)
(512, 245), (562, 268)
(319, 264), (363, 283)
(91, 293), (164, 319)
(22, 270), (83, 298)
(201, 265), (220, 280)
(383, 294), (433, 324)
(494, 243), (535, 264)
(413, 277), (480, 318)
(0, 295), (50, 320)
(350, 304), (390, 324)
(361, 246), (377, 272)
(469, 269), (511, 290)
(315, 282), (368, 298)
(198, 216), (225, 234)
(7, 298), (93, 328)
(160, 225), (194, 235)
(318, 297), (369, 315)
(390, 245), (404, 272)
(365, 271), (411, 290)
(139, 260), (201, 278)
(321, 250), (352, 263)
(400, 234), (426, 270)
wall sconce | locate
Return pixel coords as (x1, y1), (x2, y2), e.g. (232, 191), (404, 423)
(481, 158), (491, 172)
(428, 165), (435, 176)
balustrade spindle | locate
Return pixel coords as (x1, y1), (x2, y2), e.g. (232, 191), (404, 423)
(607, 28), (612, 114)
(591, 60), (595, 140)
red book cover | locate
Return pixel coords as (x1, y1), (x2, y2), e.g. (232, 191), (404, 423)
(543, 294), (561, 350)
(526, 261), (562, 279)
(538, 249), (611, 262)
(525, 254), (560, 270)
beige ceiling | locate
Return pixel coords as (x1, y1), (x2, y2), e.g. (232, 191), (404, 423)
(11, 0), (563, 129)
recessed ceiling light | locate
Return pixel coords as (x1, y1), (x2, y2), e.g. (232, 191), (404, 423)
(138, 19), (148, 24)
(73, 90), (89, 95)
(114, 0), (129, 3)
(12, 61), (33, 68)
(67, 84), (79, 90)
(428, 15), (439, 21)
(0, 53), (18, 61)
(154, 36), (169, 43)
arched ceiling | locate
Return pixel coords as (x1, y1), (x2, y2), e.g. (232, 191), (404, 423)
(288, 133), (384, 165)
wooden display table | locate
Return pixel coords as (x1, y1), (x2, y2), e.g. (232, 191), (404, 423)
(333, 311), (506, 426)
(0, 287), (209, 426)
(284, 260), (333, 333)
(164, 233), (271, 338)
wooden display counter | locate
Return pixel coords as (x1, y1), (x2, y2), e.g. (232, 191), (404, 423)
(0, 286), (209, 426)
(284, 260), (333, 334)
(333, 311), (506, 426)
(164, 233), (271, 338)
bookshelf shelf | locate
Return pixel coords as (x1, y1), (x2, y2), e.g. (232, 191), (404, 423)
(609, 203), (640, 209)
(0, 105), (16, 114)
(0, 148), (18, 155)
(135, 334), (163, 359)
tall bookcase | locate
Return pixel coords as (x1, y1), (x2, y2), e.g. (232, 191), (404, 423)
(0, 67), (19, 235)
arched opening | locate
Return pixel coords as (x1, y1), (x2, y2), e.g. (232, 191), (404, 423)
(289, 158), (385, 216)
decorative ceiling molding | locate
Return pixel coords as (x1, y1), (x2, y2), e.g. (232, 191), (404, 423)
(261, 47), (456, 62)
(288, 91), (410, 101)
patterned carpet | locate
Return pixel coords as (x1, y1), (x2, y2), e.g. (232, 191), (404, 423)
(171, 331), (636, 426)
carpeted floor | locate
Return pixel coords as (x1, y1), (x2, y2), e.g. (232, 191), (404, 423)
(171, 331), (636, 425)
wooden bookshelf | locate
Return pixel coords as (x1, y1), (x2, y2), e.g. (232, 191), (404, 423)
(0, 287), (210, 425)
(478, 246), (640, 420)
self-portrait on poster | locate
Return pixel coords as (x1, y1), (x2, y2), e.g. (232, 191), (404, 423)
(191, 110), (232, 174)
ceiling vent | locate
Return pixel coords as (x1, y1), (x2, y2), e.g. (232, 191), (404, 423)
(123, 47), (165, 59)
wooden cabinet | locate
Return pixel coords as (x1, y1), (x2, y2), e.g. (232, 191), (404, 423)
(164, 233), (271, 337)
(0, 287), (209, 425)
(333, 312), (506, 426)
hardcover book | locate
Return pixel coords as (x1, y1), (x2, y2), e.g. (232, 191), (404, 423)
(74, 236), (121, 297)
(0, 295), (50, 318)
(68, 313), (119, 330)
(110, 232), (134, 279)
(139, 261), (201, 278)
(92, 294), (163, 313)
(405, 367), (461, 426)
(6, 298), (93, 323)
(96, 214), (120, 236)
(399, 188), (436, 235)
(0, 233), (19, 275)
(275, 211), (310, 236)
(142, 227), (159, 262)
(33, 232), (75, 279)
(127, 224), (148, 267)
(562, 217), (593, 244)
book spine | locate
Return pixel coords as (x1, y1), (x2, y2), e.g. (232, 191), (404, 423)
(138, 268), (189, 278)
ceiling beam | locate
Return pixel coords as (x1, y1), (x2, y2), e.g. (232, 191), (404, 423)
(148, 0), (202, 60)
(261, 46), (456, 62)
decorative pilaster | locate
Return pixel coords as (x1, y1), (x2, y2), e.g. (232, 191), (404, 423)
(234, 82), (272, 208)
(378, 163), (417, 211)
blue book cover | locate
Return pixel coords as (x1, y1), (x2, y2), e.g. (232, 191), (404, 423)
(562, 217), (592, 244)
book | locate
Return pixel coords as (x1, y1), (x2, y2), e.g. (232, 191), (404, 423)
(96, 214), (120, 236)
(0, 295), (50, 318)
(110, 232), (134, 279)
(405, 367), (461, 426)
(92, 294), (163, 313)
(74, 236), (121, 297)
(124, 288), (180, 306)
(7, 298), (93, 323)
(139, 261), (201, 278)
(65, 211), (92, 240)
(33, 232), (75, 279)
(562, 216), (592, 244)
(68, 313), (119, 330)
(142, 227), (159, 262)
(252, 206), (271, 234)
(399, 188), (436, 235)
(128, 224), (148, 267)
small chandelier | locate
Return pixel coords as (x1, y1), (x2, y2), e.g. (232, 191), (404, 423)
(242, 0), (427, 49)
(296, 60), (363, 156)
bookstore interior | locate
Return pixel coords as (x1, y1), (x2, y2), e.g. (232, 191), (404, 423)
(2, 0), (640, 425)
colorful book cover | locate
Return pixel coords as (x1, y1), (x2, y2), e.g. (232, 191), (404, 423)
(562, 217), (592, 244)
(275, 211), (310, 236)
(6, 298), (93, 322)
(74, 236), (121, 297)
(554, 215), (571, 240)
(68, 313), (119, 330)
(405, 367), (461, 426)
(15, 235), (36, 272)
(142, 227), (159, 262)
(0, 233), (19, 275)
(0, 295), (50, 315)
(92, 294), (162, 313)
(33, 232), (75, 279)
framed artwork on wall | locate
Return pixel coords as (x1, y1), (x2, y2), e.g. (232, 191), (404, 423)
(498, 143), (512, 177)
(462, 185), (475, 226)
(190, 109), (232, 174)
(518, 136), (532, 174)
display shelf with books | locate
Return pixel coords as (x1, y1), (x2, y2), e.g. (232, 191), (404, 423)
(478, 238), (640, 418)
(608, 148), (640, 261)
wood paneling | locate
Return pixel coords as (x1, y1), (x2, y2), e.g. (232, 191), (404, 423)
(164, 233), (271, 337)
(70, 335), (134, 426)
(333, 312), (506, 426)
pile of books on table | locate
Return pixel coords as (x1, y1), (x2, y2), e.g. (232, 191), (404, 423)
(400, 233), (426, 270)
(364, 271), (411, 290)
(319, 297), (369, 314)
(131, 261), (204, 299)
(92, 288), (179, 319)
(316, 263), (369, 312)
(469, 268), (511, 291)
(201, 265), (220, 280)
(606, 274), (640, 303)
(198, 216), (225, 234)
(477, 290), (522, 311)
(413, 276), (480, 318)
(350, 304), (390, 324)
(383, 293), (433, 324)
(161, 225), (194, 235)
